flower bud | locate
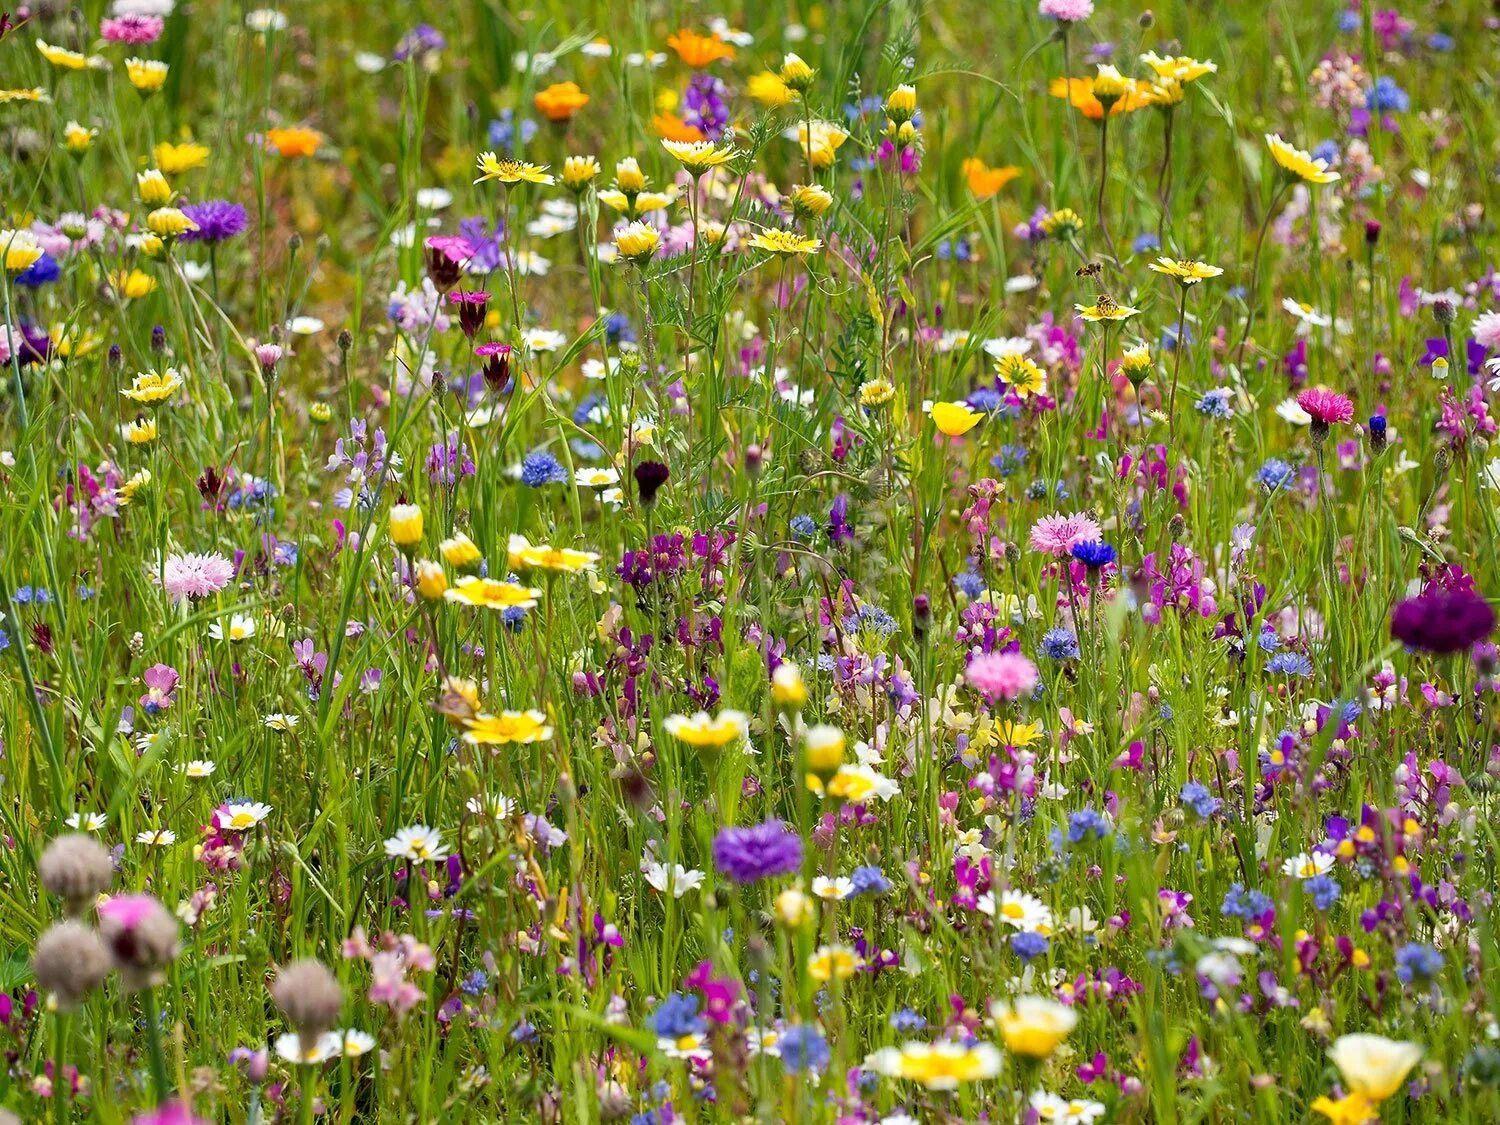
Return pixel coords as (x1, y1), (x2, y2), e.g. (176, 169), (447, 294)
(389, 503), (424, 549)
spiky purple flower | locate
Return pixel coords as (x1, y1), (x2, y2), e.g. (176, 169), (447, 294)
(712, 819), (803, 883)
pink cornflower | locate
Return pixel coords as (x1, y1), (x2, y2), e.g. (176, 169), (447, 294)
(965, 651), (1040, 704)
(1473, 310), (1500, 351)
(1029, 512), (1103, 557)
(161, 551), (235, 601)
(131, 1104), (209, 1125)
(1295, 387), (1354, 425)
(102, 15), (165, 44)
(1039, 0), (1094, 20)
(98, 893), (162, 929)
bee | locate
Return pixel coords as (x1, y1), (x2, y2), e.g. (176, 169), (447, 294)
(1075, 261), (1103, 281)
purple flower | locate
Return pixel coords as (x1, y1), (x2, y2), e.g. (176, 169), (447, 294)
(683, 73), (730, 139)
(179, 201), (249, 244)
(712, 819), (803, 883)
(1391, 588), (1495, 655)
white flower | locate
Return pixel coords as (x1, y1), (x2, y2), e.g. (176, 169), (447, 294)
(1282, 298), (1333, 327)
(581, 357), (619, 381)
(385, 824), (448, 863)
(66, 812), (107, 832)
(501, 250), (552, 277)
(1030, 1091), (1107, 1124)
(982, 336), (1033, 359)
(580, 39), (613, 58)
(335, 1028), (376, 1057)
(354, 52), (387, 74)
(625, 51), (667, 69)
(1004, 274), (1041, 294)
(1275, 397), (1312, 426)
(658, 1031), (712, 1061)
(221, 801), (273, 831)
(181, 759), (216, 778)
(1281, 851), (1334, 879)
(466, 793), (515, 821)
(263, 712), (300, 731)
(208, 613), (258, 642)
(521, 328), (566, 353)
(415, 187), (453, 211)
(287, 315), (324, 335)
(274, 1032), (338, 1065)
(812, 876), (855, 900)
(136, 828), (177, 846)
(244, 8), (288, 31)
(983, 889), (1055, 933)
(643, 861), (704, 898)
(575, 467), (620, 488)
(1328, 1034), (1423, 1101)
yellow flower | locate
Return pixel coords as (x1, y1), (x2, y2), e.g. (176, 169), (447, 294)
(562, 155), (601, 191)
(928, 401), (983, 437)
(1039, 208), (1085, 239)
(50, 325), (102, 358)
(1091, 64), (1128, 103)
(614, 221), (661, 263)
(118, 469), (152, 505)
(462, 710), (554, 746)
(1266, 133), (1340, 185)
(994, 355), (1046, 399)
(110, 269), (157, 299)
(443, 575), (542, 611)
(961, 157), (1021, 199)
(795, 120), (848, 168)
(1310, 1094), (1376, 1125)
(774, 885), (814, 926)
(1147, 78), (1185, 107)
(865, 1042), (1003, 1090)
(809, 764), (895, 802)
(413, 560), (447, 600)
(747, 71), (794, 107)
(803, 724), (845, 775)
(1075, 297), (1141, 323)
(747, 229), (821, 256)
(121, 368), (184, 404)
(1121, 343), (1153, 375)
(154, 140), (210, 174)
(125, 58), (169, 94)
(137, 169), (173, 205)
(0, 230), (44, 274)
(995, 720), (1042, 748)
(388, 504), (423, 548)
(1149, 257), (1224, 285)
(36, 40), (91, 71)
(859, 379), (895, 407)
(122, 418), (158, 444)
(63, 120), (97, 153)
(439, 532), (483, 569)
(806, 944), (857, 982)
(1327, 1035), (1423, 1102)
(788, 183), (834, 221)
(1140, 51), (1218, 84)
(138, 234), (165, 259)
(474, 152), (554, 186)
(506, 534), (601, 573)
(771, 662), (807, 709)
(661, 138), (737, 177)
(1049, 75), (1151, 118)
(147, 207), (197, 239)
(991, 996), (1078, 1058)
(779, 52), (815, 91)
(885, 83), (917, 124)
(0, 87), (49, 103)
(613, 157), (647, 193)
(662, 710), (748, 749)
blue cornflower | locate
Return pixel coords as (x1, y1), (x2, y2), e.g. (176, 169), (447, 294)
(604, 311), (636, 345)
(790, 514), (818, 540)
(953, 570), (985, 599)
(991, 444), (1028, 477)
(1257, 628), (1282, 652)
(1257, 458), (1297, 491)
(850, 865), (891, 896)
(1366, 76), (1410, 113)
(1221, 883), (1273, 920)
(889, 1008), (926, 1032)
(967, 386), (1004, 413)
(845, 603), (898, 638)
(1041, 627), (1080, 661)
(1010, 931), (1048, 962)
(1131, 232), (1161, 254)
(646, 993), (705, 1039)
(1179, 781), (1222, 818)
(1070, 539), (1116, 569)
(1194, 388), (1234, 418)
(1304, 874), (1341, 911)
(460, 969), (489, 995)
(1427, 32), (1454, 51)
(1067, 807), (1111, 843)
(1310, 140), (1340, 165)
(779, 1025), (831, 1074)
(1266, 651), (1313, 677)
(520, 451), (567, 487)
(1394, 943), (1442, 985)
(16, 253), (61, 287)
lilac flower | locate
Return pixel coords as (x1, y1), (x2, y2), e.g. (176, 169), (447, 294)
(179, 201), (249, 244)
(712, 820), (803, 883)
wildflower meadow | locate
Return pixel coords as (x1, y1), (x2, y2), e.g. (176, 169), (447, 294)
(3, 0), (1500, 1121)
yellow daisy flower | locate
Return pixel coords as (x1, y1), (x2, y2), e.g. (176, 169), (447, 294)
(1265, 133), (1340, 185)
(462, 710), (554, 746)
(443, 576), (542, 611)
(474, 152), (555, 186)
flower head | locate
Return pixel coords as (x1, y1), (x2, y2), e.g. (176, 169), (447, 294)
(1266, 134), (1340, 184)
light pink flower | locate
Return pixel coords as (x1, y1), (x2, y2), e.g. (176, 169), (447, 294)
(102, 15), (165, 43)
(1039, 0), (1094, 20)
(1295, 387), (1354, 425)
(1028, 512), (1103, 557)
(965, 651), (1040, 703)
(131, 1103), (209, 1125)
(99, 892), (162, 929)
(1473, 310), (1500, 352)
(161, 552), (236, 601)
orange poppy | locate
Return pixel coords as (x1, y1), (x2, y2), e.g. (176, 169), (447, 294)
(1048, 77), (1151, 119)
(961, 158), (1021, 199)
(534, 81), (590, 123)
(265, 126), (323, 157)
(652, 112), (705, 143)
(665, 29), (735, 68)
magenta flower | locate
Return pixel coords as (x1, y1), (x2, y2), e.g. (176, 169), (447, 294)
(102, 15), (165, 44)
(131, 1103), (209, 1125)
(98, 893), (162, 929)
(1295, 387), (1354, 425)
(1038, 0), (1094, 20)
(965, 651), (1040, 703)
(140, 663), (179, 714)
(1028, 512), (1104, 557)
(160, 551), (235, 601)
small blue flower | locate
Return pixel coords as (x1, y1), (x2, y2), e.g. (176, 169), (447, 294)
(1070, 539), (1116, 569)
(520, 451), (567, 487)
(1179, 781), (1222, 818)
(1131, 232), (1161, 254)
(779, 1025), (831, 1074)
(790, 514), (818, 540)
(890, 1007), (927, 1032)
(850, 865), (891, 896)
(1366, 76), (1410, 113)
(953, 570), (985, 599)
(1067, 807), (1110, 843)
(1266, 651), (1313, 677)
(1221, 883), (1273, 920)
(1194, 388), (1234, 419)
(1304, 874), (1340, 911)
(1010, 931), (1048, 962)
(1041, 627), (1080, 661)
(646, 993), (705, 1039)
(1257, 458), (1297, 491)
(1394, 942), (1442, 985)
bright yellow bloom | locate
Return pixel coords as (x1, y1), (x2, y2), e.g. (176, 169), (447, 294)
(146, 207), (198, 239)
(1147, 77), (1185, 107)
(770, 662), (807, 708)
(994, 355), (1046, 399)
(63, 121), (98, 153)
(991, 996), (1078, 1058)
(562, 155), (601, 191)
(661, 138), (737, 176)
(119, 469), (152, 505)
(474, 152), (554, 186)
(613, 157), (647, 193)
(125, 58), (169, 94)
(662, 710), (748, 748)
(36, 40), (92, 70)
(779, 53), (815, 91)
(265, 127), (323, 158)
(1310, 1094), (1376, 1125)
(788, 183), (834, 221)
(137, 169), (173, 205)
(443, 575), (543, 611)
(154, 140), (210, 174)
(1039, 208), (1085, 239)
(928, 401), (983, 437)
(885, 83), (917, 123)
(808, 764), (895, 802)
(110, 269), (157, 299)
(506, 534), (601, 573)
(413, 560), (447, 600)
(0, 87), (49, 103)
(794, 120), (848, 169)
(859, 379), (896, 407)
(803, 724), (845, 774)
(747, 71), (794, 107)
(439, 532), (483, 569)
(533, 81), (589, 122)
(1121, 343), (1153, 375)
(747, 229), (821, 256)
(0, 230), (44, 274)
(122, 418), (158, 444)
(1091, 64), (1129, 102)
(1266, 133), (1340, 185)
(388, 504), (423, 548)
(866, 1041), (1003, 1090)
(1140, 51), (1218, 83)
(121, 368), (184, 404)
(806, 944), (857, 982)
(1075, 297), (1141, 323)
(666, 29), (735, 67)
(995, 720), (1043, 748)
(462, 710), (554, 746)
(1049, 75), (1150, 118)
(1149, 257), (1224, 285)
(613, 221), (661, 263)
(961, 157), (1021, 199)
(1327, 1035), (1423, 1102)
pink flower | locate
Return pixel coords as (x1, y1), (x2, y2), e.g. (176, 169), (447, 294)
(1039, 0), (1094, 20)
(1473, 310), (1500, 352)
(99, 893), (162, 929)
(1295, 387), (1354, 425)
(965, 651), (1040, 703)
(140, 663), (179, 713)
(102, 15), (165, 44)
(161, 551), (235, 601)
(1028, 512), (1103, 557)
(131, 1103), (209, 1125)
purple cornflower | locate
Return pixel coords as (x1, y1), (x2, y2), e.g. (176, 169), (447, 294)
(1391, 587), (1495, 655)
(179, 201), (249, 244)
(712, 819), (803, 883)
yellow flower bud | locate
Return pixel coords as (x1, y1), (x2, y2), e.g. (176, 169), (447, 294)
(414, 560), (448, 600)
(613, 221), (660, 263)
(146, 207), (197, 239)
(563, 155), (601, 191)
(803, 724), (845, 777)
(614, 157), (646, 193)
(137, 169), (173, 205)
(885, 83), (917, 123)
(389, 503), (424, 549)
(779, 53), (815, 91)
(771, 662), (807, 709)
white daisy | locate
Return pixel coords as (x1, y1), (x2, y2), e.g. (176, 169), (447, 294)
(208, 613), (257, 642)
(136, 828), (177, 846)
(643, 861), (705, 898)
(384, 824), (448, 863)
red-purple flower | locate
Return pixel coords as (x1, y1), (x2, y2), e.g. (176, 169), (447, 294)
(1296, 387), (1354, 441)
(1391, 587), (1496, 655)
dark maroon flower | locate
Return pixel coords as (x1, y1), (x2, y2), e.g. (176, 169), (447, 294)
(448, 290), (489, 338)
(1391, 588), (1495, 654)
(633, 460), (670, 505)
(474, 341), (511, 393)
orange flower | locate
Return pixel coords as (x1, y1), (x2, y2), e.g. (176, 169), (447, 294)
(1048, 77), (1150, 119)
(265, 126), (323, 157)
(665, 29), (734, 67)
(652, 112), (705, 143)
(534, 81), (590, 123)
(961, 158), (1021, 199)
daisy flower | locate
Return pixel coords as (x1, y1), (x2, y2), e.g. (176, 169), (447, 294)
(384, 825), (448, 863)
